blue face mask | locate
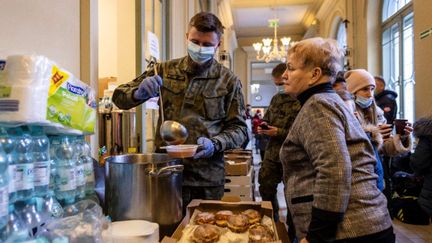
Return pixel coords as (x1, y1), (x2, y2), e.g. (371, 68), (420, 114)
(276, 85), (285, 94)
(355, 96), (373, 109)
(187, 41), (216, 64)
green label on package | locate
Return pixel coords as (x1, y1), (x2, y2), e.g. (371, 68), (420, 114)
(46, 66), (96, 133)
(0, 85), (11, 98)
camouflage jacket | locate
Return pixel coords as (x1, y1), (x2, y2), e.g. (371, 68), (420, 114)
(262, 93), (300, 163)
(112, 56), (249, 186)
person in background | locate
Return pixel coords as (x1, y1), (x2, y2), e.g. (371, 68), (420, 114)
(374, 76), (398, 125)
(332, 70), (347, 92)
(410, 114), (432, 217)
(336, 89), (385, 191)
(112, 12), (248, 209)
(280, 37), (394, 243)
(345, 69), (412, 157)
(246, 104), (252, 119)
(252, 110), (262, 154)
(345, 69), (412, 218)
(257, 63), (300, 241)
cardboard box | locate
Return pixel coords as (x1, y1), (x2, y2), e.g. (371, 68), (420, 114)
(224, 149), (253, 176)
(224, 185), (253, 201)
(224, 157), (250, 176)
(161, 199), (289, 243)
(98, 76), (117, 99)
(225, 167), (253, 186)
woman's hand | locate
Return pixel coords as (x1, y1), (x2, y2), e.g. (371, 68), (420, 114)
(403, 122), (413, 136)
(300, 238), (309, 243)
(378, 123), (393, 140)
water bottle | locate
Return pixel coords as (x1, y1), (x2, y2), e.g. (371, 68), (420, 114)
(72, 136), (86, 200)
(30, 126), (50, 197)
(78, 136), (95, 197)
(52, 136), (76, 205)
(3, 204), (31, 242)
(0, 141), (9, 237)
(7, 127), (34, 202)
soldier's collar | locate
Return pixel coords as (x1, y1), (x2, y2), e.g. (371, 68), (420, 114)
(180, 56), (220, 79)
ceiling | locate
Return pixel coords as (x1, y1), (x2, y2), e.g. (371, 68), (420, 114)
(230, 0), (323, 41)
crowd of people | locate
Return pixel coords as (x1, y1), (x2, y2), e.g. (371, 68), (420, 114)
(112, 11), (431, 243)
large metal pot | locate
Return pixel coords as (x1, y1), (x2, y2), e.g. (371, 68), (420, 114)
(105, 153), (183, 236)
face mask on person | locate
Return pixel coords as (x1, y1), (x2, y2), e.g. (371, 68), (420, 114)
(187, 41), (216, 64)
(276, 85), (285, 94)
(355, 96), (373, 109)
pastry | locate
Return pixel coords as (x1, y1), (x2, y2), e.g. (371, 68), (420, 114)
(195, 212), (215, 225)
(191, 224), (221, 243)
(241, 209), (262, 225)
(248, 223), (274, 243)
(227, 214), (250, 233)
(215, 210), (234, 227)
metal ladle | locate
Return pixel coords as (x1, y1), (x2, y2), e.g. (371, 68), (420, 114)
(153, 64), (188, 145)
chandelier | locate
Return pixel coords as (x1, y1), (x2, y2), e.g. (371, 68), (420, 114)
(252, 19), (291, 63)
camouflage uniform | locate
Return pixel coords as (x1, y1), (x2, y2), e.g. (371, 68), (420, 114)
(112, 57), (249, 188)
(258, 93), (300, 220)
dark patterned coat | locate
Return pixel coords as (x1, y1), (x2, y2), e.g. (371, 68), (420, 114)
(411, 115), (432, 216)
(280, 92), (392, 240)
(112, 57), (248, 186)
(258, 93), (300, 198)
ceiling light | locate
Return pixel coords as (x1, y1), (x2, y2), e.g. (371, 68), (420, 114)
(253, 19), (293, 63)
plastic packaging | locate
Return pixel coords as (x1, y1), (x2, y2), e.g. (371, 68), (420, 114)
(0, 55), (97, 135)
(39, 200), (110, 243)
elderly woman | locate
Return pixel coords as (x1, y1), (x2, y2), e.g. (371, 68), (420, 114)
(280, 38), (394, 243)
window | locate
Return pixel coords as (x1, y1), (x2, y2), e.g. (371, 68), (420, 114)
(336, 20), (349, 70)
(381, 0), (414, 122)
(382, 0), (411, 21)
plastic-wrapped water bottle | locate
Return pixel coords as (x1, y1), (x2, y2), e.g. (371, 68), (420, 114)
(0, 140), (9, 237)
(30, 126), (50, 197)
(77, 136), (95, 197)
(51, 136), (76, 205)
(72, 137), (86, 200)
(3, 204), (31, 242)
(7, 127), (34, 202)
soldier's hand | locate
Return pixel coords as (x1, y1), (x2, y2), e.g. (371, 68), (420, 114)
(133, 75), (162, 100)
(193, 137), (215, 159)
(259, 125), (278, 137)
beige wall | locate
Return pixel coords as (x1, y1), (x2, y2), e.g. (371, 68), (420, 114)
(117, 0), (136, 84)
(233, 48), (248, 103)
(98, 0), (135, 84)
(98, 0), (118, 78)
(0, 0), (80, 75)
(413, 0), (432, 118)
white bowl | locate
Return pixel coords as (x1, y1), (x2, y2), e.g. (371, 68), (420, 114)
(103, 220), (159, 243)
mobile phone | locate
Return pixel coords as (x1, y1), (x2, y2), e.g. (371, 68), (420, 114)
(259, 124), (269, 130)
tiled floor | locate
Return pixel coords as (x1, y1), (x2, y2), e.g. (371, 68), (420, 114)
(251, 150), (432, 242)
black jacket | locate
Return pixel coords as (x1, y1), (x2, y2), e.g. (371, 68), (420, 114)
(411, 116), (432, 216)
(375, 90), (398, 124)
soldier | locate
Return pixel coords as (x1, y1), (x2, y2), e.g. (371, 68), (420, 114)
(257, 63), (300, 240)
(112, 12), (248, 210)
